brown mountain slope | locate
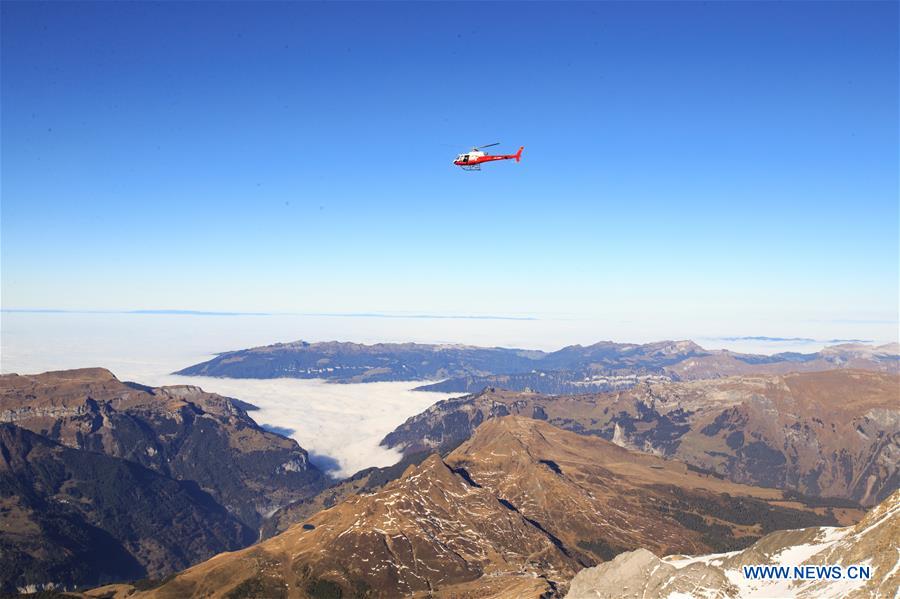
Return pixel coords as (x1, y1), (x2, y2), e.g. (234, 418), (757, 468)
(260, 450), (437, 540)
(131, 452), (573, 599)
(444, 418), (858, 562)
(131, 417), (852, 598)
(0, 368), (326, 529)
(383, 369), (900, 505)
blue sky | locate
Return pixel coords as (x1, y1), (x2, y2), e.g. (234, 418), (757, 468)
(2, 2), (898, 334)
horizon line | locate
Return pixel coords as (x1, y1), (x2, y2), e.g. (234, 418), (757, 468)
(0, 308), (540, 321)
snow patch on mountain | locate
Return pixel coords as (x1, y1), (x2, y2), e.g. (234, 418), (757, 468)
(566, 490), (899, 599)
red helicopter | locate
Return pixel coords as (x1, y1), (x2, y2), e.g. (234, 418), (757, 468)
(453, 143), (524, 171)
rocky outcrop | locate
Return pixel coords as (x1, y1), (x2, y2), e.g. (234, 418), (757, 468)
(566, 489), (900, 599)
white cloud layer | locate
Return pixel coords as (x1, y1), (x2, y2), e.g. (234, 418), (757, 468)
(0, 312), (462, 478)
(2, 311), (895, 477)
(149, 375), (456, 477)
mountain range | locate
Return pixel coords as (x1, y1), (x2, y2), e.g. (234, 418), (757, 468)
(382, 369), (900, 506)
(174, 339), (899, 395)
(98, 417), (851, 598)
(2, 359), (897, 597)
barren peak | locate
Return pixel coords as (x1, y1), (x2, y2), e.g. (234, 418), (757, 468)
(474, 413), (547, 434)
(459, 415), (625, 459)
(399, 452), (446, 480)
(9, 367), (119, 382)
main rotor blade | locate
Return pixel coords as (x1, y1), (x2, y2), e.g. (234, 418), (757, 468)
(477, 142), (500, 149)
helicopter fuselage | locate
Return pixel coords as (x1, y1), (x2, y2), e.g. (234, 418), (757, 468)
(453, 146), (523, 168)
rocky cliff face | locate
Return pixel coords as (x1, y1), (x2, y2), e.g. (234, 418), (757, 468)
(565, 489), (899, 599)
(0, 368), (327, 528)
(0, 423), (254, 593)
(131, 417), (848, 598)
(383, 370), (900, 505)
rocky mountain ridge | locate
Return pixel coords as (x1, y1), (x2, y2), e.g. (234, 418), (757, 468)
(125, 417), (852, 598)
(382, 369), (900, 505)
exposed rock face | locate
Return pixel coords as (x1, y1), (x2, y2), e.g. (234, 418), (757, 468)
(383, 370), (900, 505)
(0, 423), (254, 593)
(174, 339), (899, 393)
(134, 417), (848, 598)
(566, 489), (900, 599)
(0, 368), (327, 528)
(567, 549), (739, 599)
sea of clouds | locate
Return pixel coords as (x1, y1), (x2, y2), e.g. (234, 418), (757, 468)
(2, 310), (894, 477)
(147, 375), (456, 477)
(0, 312), (460, 477)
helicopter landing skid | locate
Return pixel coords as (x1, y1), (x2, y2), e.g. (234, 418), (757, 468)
(459, 165), (481, 171)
